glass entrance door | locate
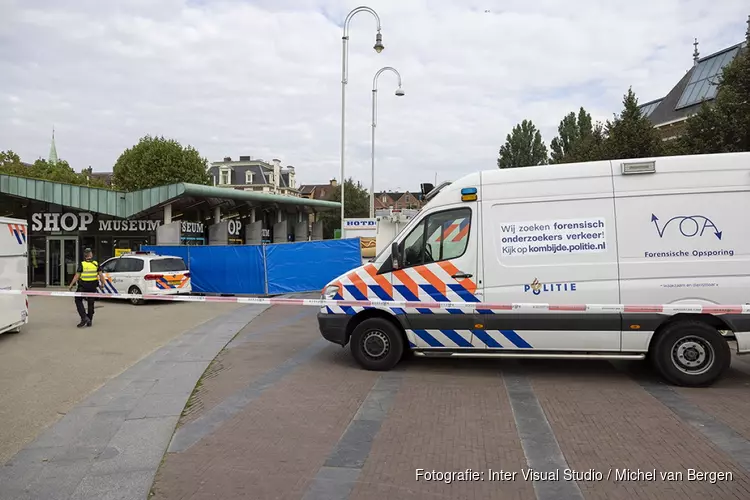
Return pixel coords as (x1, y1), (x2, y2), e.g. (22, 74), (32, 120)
(47, 237), (79, 286)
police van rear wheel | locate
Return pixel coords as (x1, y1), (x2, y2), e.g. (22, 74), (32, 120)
(351, 318), (404, 371)
(128, 286), (144, 306)
(652, 320), (730, 387)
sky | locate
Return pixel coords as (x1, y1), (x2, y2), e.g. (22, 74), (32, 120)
(1, 0), (748, 192)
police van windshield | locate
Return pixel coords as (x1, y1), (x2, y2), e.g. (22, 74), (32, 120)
(150, 258), (187, 272)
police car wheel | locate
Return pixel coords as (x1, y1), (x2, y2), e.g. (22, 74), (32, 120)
(351, 318), (404, 371)
(128, 286), (144, 306)
(653, 320), (730, 387)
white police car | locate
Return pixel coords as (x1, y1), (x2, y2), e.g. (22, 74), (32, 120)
(98, 251), (192, 305)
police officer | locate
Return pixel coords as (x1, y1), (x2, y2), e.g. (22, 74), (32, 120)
(68, 248), (103, 327)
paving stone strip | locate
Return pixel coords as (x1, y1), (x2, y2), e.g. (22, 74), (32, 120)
(0, 304), (268, 500)
(167, 337), (330, 453)
(302, 372), (403, 500)
(226, 307), (318, 350)
(638, 378), (750, 472)
(503, 367), (585, 500)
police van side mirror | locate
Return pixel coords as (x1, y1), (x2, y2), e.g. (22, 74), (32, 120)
(391, 241), (400, 270)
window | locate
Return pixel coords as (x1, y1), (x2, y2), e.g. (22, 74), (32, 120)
(220, 168), (230, 185)
(115, 258), (143, 272)
(150, 258), (187, 272)
(245, 171), (254, 184)
(400, 208), (471, 267)
(101, 259), (117, 273)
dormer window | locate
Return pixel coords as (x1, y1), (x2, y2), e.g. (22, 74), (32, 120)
(219, 168), (230, 185)
(245, 171), (254, 184)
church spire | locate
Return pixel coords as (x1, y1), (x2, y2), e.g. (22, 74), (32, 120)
(48, 126), (58, 165)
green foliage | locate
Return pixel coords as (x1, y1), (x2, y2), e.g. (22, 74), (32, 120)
(317, 177), (369, 239)
(602, 88), (663, 160)
(682, 42), (750, 154)
(112, 135), (211, 191)
(0, 150), (108, 188)
(549, 107), (607, 163)
(497, 119), (548, 168)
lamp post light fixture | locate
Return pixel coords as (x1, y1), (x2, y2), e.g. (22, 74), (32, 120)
(340, 6), (384, 229)
(370, 67), (405, 218)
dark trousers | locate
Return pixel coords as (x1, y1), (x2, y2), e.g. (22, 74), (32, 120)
(75, 281), (98, 322)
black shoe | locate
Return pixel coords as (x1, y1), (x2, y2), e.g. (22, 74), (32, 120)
(77, 320), (87, 328)
(85, 319), (92, 327)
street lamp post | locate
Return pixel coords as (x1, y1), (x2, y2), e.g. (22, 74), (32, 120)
(340, 6), (384, 231)
(370, 67), (404, 218)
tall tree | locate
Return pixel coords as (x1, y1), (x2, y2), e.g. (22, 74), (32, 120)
(317, 177), (369, 239)
(682, 29), (750, 154)
(112, 135), (211, 191)
(549, 107), (607, 163)
(0, 150), (108, 187)
(497, 119), (548, 168)
(603, 88), (663, 159)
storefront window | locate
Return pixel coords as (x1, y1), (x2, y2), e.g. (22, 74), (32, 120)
(29, 237), (46, 287)
(98, 237), (113, 262)
(81, 236), (96, 254)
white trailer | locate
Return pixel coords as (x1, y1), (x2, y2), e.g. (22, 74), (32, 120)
(374, 209), (418, 258)
(0, 217), (29, 335)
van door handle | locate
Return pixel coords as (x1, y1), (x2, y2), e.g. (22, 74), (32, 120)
(452, 273), (473, 279)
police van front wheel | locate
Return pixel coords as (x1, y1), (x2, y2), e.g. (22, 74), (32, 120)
(652, 320), (730, 387)
(350, 318), (404, 371)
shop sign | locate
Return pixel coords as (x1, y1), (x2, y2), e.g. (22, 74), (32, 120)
(227, 220), (242, 236)
(30, 212), (203, 234)
(344, 218), (377, 230)
(181, 221), (204, 234)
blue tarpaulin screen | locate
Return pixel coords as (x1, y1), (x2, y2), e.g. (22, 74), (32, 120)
(142, 238), (361, 295)
(265, 238), (362, 294)
(142, 245), (265, 294)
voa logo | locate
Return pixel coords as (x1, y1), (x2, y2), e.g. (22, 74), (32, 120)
(228, 220), (242, 236)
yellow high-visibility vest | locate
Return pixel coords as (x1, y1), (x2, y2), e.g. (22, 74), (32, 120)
(80, 260), (99, 281)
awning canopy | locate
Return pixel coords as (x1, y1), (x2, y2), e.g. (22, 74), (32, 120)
(0, 174), (340, 219)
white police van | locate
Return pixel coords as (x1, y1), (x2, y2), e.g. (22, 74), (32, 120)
(318, 152), (750, 387)
(98, 252), (192, 305)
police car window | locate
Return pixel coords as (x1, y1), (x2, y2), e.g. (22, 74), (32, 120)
(400, 208), (471, 267)
(114, 258), (142, 273)
(150, 258), (187, 272)
(101, 260), (117, 273)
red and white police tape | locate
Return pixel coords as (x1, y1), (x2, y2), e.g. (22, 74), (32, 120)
(0, 288), (748, 315)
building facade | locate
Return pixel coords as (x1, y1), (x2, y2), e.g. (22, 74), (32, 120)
(638, 31), (748, 140)
(374, 191), (424, 211)
(299, 179), (338, 201)
(209, 156), (299, 197)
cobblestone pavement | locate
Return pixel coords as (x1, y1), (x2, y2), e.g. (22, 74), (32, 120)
(151, 305), (750, 500)
(0, 296), (242, 465)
